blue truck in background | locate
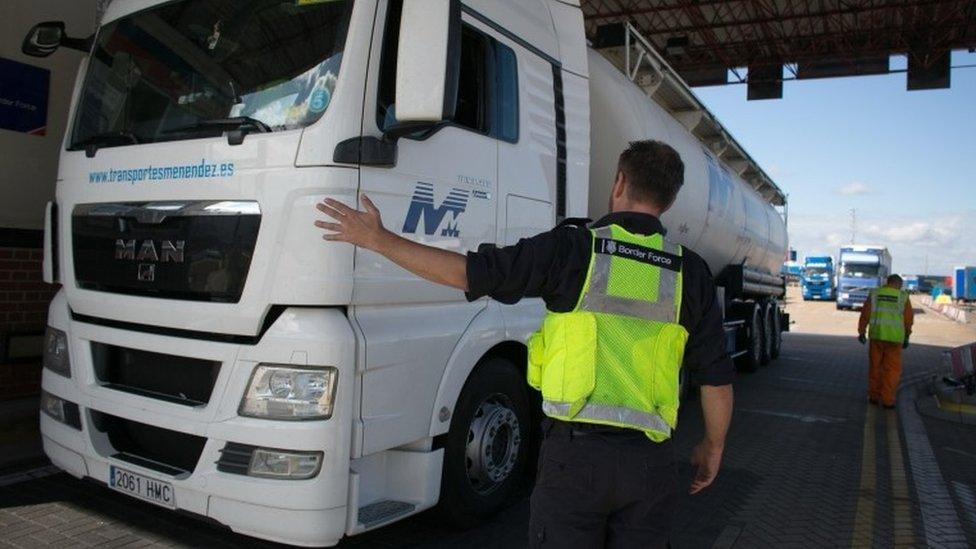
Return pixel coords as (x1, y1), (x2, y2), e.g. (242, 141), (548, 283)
(836, 245), (892, 310)
(801, 256), (835, 300)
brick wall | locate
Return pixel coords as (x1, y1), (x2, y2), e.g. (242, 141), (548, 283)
(0, 246), (58, 400)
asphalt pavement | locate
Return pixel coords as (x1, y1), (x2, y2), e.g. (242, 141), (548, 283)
(2, 289), (975, 548)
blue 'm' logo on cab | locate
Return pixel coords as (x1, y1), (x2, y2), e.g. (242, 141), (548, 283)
(402, 182), (469, 237)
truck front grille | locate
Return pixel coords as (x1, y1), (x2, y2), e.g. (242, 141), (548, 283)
(91, 411), (206, 475)
(842, 288), (869, 302)
(72, 201), (261, 303)
(91, 343), (220, 407)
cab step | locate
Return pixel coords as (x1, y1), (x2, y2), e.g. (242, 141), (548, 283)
(357, 500), (416, 529)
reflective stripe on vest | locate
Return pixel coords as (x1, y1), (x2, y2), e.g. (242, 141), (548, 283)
(543, 401), (672, 435)
(580, 226), (681, 323)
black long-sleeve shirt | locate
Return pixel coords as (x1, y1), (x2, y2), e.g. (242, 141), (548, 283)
(465, 211), (735, 387)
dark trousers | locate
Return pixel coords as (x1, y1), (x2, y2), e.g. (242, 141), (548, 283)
(528, 420), (678, 548)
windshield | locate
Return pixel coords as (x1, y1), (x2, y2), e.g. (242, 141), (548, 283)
(69, 0), (352, 151)
(841, 264), (880, 278)
(804, 267), (829, 277)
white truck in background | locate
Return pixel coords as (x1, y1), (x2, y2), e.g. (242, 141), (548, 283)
(836, 245), (893, 309)
(25, 0), (788, 545)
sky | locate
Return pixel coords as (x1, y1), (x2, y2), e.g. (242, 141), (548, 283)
(692, 52), (976, 276)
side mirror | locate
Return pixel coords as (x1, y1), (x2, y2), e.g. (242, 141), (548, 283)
(23, 21), (65, 57)
(393, 0), (461, 126)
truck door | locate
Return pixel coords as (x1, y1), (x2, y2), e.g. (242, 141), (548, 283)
(351, 1), (502, 454)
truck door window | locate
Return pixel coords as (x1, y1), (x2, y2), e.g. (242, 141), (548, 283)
(493, 42), (519, 143)
(377, 1), (519, 142)
(455, 27), (489, 133)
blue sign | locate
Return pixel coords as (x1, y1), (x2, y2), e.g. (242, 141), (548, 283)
(0, 58), (50, 136)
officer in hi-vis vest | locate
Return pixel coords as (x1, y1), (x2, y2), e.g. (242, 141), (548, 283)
(858, 274), (914, 408)
(315, 140), (735, 548)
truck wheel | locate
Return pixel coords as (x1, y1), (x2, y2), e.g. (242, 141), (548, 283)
(735, 303), (763, 373)
(760, 301), (773, 366)
(769, 302), (782, 360)
(438, 357), (530, 526)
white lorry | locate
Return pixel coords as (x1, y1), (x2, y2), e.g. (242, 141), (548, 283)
(25, 0), (788, 545)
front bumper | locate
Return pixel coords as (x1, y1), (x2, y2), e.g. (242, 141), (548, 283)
(41, 290), (355, 547)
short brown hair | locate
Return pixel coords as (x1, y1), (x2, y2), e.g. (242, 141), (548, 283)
(617, 140), (685, 209)
(887, 274), (903, 287)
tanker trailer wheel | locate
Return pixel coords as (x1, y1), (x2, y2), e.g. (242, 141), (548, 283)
(760, 301), (775, 365)
(437, 357), (530, 527)
(734, 303), (764, 373)
(769, 301), (783, 360)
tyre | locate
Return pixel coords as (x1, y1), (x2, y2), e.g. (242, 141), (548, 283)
(759, 301), (774, 365)
(769, 301), (782, 360)
(437, 358), (531, 526)
(735, 303), (763, 373)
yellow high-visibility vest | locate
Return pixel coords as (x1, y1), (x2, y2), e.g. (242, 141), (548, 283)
(527, 224), (688, 441)
(869, 286), (907, 343)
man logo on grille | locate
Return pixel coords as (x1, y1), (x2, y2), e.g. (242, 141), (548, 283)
(137, 263), (156, 282)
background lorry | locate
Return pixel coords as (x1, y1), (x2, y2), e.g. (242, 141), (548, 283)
(953, 266), (976, 302)
(801, 255), (835, 301)
(917, 274), (953, 296)
(904, 274), (920, 293)
(25, 0), (788, 545)
(836, 245), (892, 309)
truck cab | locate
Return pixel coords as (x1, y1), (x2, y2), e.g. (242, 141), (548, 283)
(836, 245), (892, 309)
(28, 0), (588, 545)
(800, 256), (834, 301)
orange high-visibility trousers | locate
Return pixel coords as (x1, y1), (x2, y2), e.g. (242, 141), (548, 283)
(868, 340), (903, 406)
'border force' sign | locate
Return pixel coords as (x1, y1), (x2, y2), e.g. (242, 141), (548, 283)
(0, 58), (50, 136)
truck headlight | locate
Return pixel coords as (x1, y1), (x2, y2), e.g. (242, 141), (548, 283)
(239, 365), (338, 420)
(43, 327), (70, 378)
(249, 448), (322, 479)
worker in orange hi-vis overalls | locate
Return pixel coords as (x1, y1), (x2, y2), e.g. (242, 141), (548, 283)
(857, 274), (914, 408)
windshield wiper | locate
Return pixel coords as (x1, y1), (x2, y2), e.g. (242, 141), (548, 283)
(164, 117), (272, 145)
(74, 131), (141, 158)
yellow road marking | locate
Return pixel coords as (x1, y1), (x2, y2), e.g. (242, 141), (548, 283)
(934, 394), (976, 415)
(852, 405), (877, 548)
(886, 409), (919, 546)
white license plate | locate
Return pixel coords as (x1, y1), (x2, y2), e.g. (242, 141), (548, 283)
(109, 466), (176, 509)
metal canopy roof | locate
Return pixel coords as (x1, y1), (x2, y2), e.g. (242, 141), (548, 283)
(582, 1), (976, 90)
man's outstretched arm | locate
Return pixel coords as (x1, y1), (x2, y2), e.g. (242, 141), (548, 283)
(314, 196), (468, 291)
